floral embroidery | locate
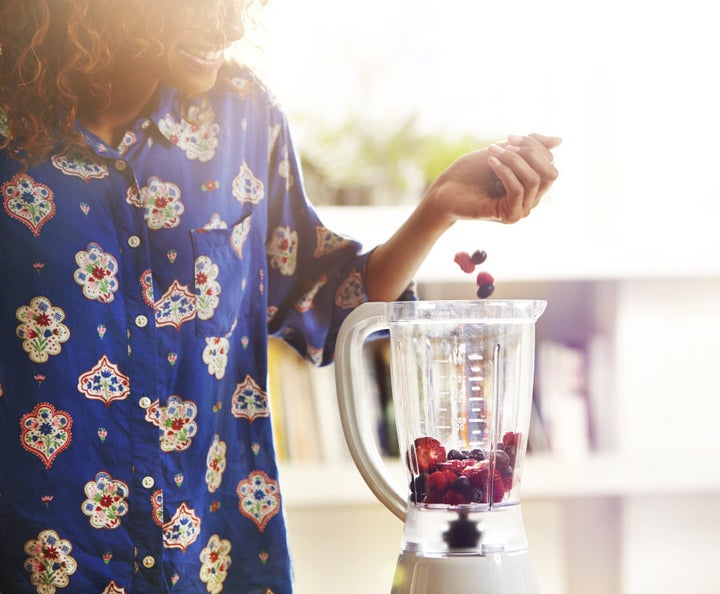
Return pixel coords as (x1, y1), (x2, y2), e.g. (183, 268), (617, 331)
(125, 183), (142, 207)
(205, 435), (227, 493)
(117, 130), (138, 156)
(236, 470), (280, 532)
(140, 176), (184, 230)
(77, 355), (130, 406)
(20, 403), (73, 469)
(2, 172), (55, 236)
(231, 375), (269, 422)
(100, 581), (127, 594)
(158, 104), (220, 162)
(335, 269), (366, 310)
(295, 274), (327, 313)
(231, 162), (264, 204)
(140, 269), (154, 307)
(73, 242), (119, 303)
(231, 216), (252, 258)
(314, 226), (351, 257)
(16, 296), (70, 363)
(23, 529), (78, 594)
(155, 280), (196, 330)
(51, 149), (108, 182)
(202, 213), (227, 230)
(203, 336), (229, 380)
(151, 490), (164, 527)
(163, 502), (201, 552)
(81, 471), (130, 529)
(145, 394), (198, 453)
(194, 255), (221, 321)
(267, 226), (297, 276)
(199, 534), (232, 594)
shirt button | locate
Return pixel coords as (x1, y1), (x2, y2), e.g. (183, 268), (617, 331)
(141, 119), (151, 130)
(138, 396), (152, 409)
(141, 476), (155, 489)
(128, 235), (141, 248)
(135, 315), (148, 328)
(142, 555), (155, 568)
(115, 159), (127, 171)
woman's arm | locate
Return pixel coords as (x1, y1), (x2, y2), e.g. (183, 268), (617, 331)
(365, 133), (561, 302)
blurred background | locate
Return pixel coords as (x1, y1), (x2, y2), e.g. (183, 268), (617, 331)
(238, 0), (720, 592)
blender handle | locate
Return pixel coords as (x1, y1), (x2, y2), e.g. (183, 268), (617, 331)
(335, 302), (407, 521)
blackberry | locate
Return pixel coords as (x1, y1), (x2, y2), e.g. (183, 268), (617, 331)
(471, 250), (487, 265)
(476, 283), (495, 299)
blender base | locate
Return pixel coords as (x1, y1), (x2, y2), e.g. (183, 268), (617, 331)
(391, 549), (539, 594)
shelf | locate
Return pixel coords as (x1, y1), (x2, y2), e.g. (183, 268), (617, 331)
(278, 454), (720, 508)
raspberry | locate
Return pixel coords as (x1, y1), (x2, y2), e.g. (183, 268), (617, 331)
(502, 431), (520, 447)
(444, 490), (470, 506)
(453, 251), (476, 273)
(491, 469), (506, 503)
(475, 271), (495, 286)
(426, 470), (448, 491)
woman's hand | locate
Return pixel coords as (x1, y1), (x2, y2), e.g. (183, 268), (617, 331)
(422, 133), (562, 226)
(365, 132), (561, 302)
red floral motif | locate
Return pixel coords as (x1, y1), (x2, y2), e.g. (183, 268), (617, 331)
(77, 355), (130, 406)
(20, 402), (73, 469)
(236, 470), (280, 532)
(2, 172), (55, 236)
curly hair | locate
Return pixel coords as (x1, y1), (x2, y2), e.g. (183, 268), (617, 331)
(0, 0), (267, 165)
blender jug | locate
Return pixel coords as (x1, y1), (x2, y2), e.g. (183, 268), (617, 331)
(335, 299), (546, 594)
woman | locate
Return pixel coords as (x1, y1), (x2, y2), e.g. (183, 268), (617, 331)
(0, 1), (559, 592)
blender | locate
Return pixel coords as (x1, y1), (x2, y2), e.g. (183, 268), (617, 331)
(335, 299), (545, 593)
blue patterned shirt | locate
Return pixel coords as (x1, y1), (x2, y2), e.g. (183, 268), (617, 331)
(0, 63), (382, 594)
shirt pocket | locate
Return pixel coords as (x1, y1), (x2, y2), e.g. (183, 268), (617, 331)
(190, 214), (254, 338)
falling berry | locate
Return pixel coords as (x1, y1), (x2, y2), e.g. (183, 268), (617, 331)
(476, 283), (495, 299)
(453, 252), (476, 273)
(470, 250), (487, 265)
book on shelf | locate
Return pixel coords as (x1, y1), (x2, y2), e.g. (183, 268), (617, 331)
(267, 338), (351, 463)
(531, 338), (609, 458)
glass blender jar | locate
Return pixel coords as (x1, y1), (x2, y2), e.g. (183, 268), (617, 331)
(335, 299), (546, 593)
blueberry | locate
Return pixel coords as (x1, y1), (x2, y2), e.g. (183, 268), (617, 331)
(469, 449), (486, 461)
(451, 475), (471, 493)
(447, 449), (466, 460)
(476, 283), (495, 299)
(471, 250), (487, 265)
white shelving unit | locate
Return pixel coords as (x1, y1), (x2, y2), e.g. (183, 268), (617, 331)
(278, 205), (720, 594)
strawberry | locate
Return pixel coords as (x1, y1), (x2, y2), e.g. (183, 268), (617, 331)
(453, 252), (476, 273)
(409, 437), (446, 474)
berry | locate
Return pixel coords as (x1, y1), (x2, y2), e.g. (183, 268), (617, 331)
(451, 475), (471, 493)
(476, 283), (495, 299)
(502, 432), (520, 447)
(491, 469), (506, 503)
(453, 251), (476, 273)
(470, 250), (487, 265)
(447, 449), (466, 460)
(476, 271), (495, 286)
(426, 470), (449, 491)
(409, 437), (446, 474)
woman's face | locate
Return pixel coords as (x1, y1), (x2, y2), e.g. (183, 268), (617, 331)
(140, 0), (247, 96)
